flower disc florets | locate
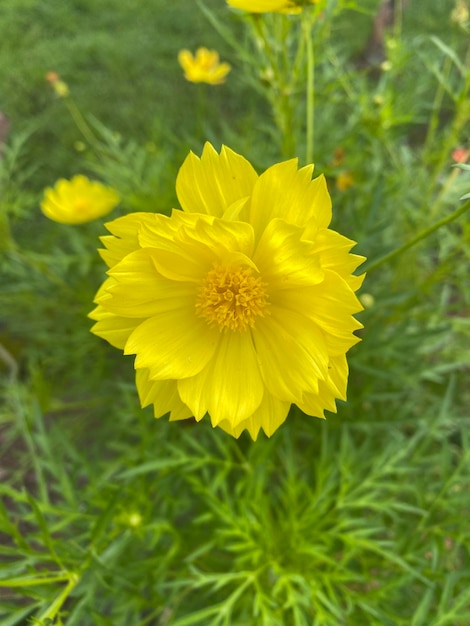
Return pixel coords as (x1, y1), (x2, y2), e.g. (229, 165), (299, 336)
(90, 143), (365, 440)
(196, 265), (268, 331)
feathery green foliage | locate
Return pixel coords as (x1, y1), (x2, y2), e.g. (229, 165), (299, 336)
(1, 0), (469, 624)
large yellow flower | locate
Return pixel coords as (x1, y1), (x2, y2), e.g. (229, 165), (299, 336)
(41, 175), (120, 225)
(90, 144), (365, 440)
(227, 0), (318, 14)
(178, 48), (231, 85)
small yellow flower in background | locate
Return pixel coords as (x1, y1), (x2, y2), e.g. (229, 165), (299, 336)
(359, 293), (375, 309)
(41, 175), (120, 225)
(336, 171), (355, 192)
(90, 143), (365, 440)
(177, 48), (231, 85)
(380, 60), (392, 73)
(127, 512), (143, 528)
(451, 0), (469, 27)
(227, 0), (318, 14)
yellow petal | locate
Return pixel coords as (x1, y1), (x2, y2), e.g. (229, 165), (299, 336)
(313, 228), (366, 291)
(89, 303), (143, 350)
(248, 160), (332, 239)
(253, 307), (329, 402)
(137, 211), (203, 248)
(178, 331), (264, 425)
(138, 212), (255, 282)
(125, 310), (219, 379)
(135, 369), (193, 421)
(104, 248), (196, 317)
(227, 0), (300, 12)
(177, 49), (193, 73)
(89, 278), (143, 349)
(324, 353), (349, 401)
(217, 393), (290, 440)
(176, 143), (258, 218)
(254, 393), (290, 437)
(283, 269), (363, 355)
(105, 211), (158, 239)
(99, 212), (157, 268)
(298, 354), (349, 417)
(254, 218), (324, 290)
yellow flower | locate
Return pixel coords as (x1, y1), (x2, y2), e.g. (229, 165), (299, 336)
(451, 0), (469, 26)
(227, 0), (318, 14)
(41, 176), (120, 225)
(336, 171), (355, 192)
(177, 48), (231, 85)
(90, 144), (365, 440)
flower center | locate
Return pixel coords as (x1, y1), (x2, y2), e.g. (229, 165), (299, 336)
(74, 198), (90, 213)
(196, 266), (268, 332)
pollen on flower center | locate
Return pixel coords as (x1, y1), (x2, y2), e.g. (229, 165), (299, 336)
(196, 265), (269, 332)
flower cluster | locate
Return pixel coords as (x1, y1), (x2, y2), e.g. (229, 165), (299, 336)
(41, 175), (120, 225)
(90, 144), (364, 439)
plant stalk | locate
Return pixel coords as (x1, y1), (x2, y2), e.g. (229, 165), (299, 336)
(364, 198), (470, 273)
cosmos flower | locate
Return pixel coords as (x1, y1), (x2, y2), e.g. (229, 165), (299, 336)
(227, 0), (318, 14)
(90, 143), (364, 440)
(177, 48), (231, 85)
(41, 176), (120, 225)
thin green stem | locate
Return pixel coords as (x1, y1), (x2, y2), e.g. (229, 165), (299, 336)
(428, 96), (470, 218)
(37, 573), (80, 621)
(429, 167), (461, 217)
(423, 57), (451, 160)
(291, 24), (307, 83)
(0, 210), (15, 252)
(196, 84), (208, 140)
(63, 97), (99, 148)
(304, 14), (314, 164)
(364, 198), (470, 273)
(424, 43), (470, 211)
(249, 14), (296, 157)
(0, 574), (70, 588)
(0, 343), (18, 381)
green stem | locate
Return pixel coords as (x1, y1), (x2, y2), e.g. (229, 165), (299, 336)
(364, 198), (470, 273)
(0, 210), (15, 252)
(63, 97), (99, 147)
(304, 14), (314, 164)
(0, 343), (18, 381)
(196, 84), (207, 140)
(428, 166), (461, 217)
(423, 57), (451, 160)
(249, 14), (296, 158)
(424, 44), (470, 211)
(37, 573), (80, 621)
